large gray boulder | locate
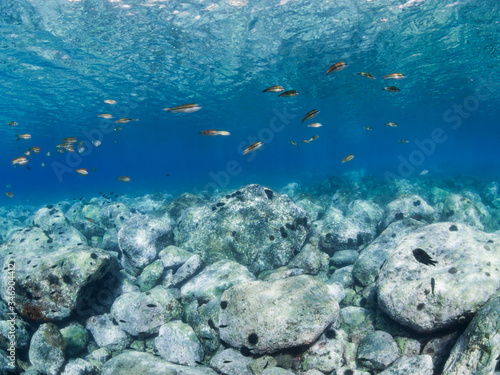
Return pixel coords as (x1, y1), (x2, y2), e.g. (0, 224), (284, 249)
(0, 217), (23, 242)
(377, 222), (500, 332)
(176, 184), (310, 273)
(219, 275), (339, 354)
(118, 216), (174, 275)
(1, 247), (116, 321)
(379, 355), (433, 375)
(442, 292), (500, 374)
(352, 219), (427, 286)
(33, 207), (88, 247)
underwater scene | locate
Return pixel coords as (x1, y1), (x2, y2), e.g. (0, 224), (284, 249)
(1, 0), (500, 374)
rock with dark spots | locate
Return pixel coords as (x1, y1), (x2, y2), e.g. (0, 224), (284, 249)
(138, 260), (165, 292)
(102, 350), (217, 375)
(1, 247), (117, 321)
(155, 320), (204, 366)
(176, 184), (310, 273)
(181, 260), (255, 304)
(356, 331), (400, 370)
(0, 226), (50, 261)
(159, 245), (194, 269)
(85, 314), (131, 351)
(210, 348), (253, 375)
(184, 297), (221, 357)
(171, 254), (202, 286)
(0, 217), (23, 242)
(380, 195), (437, 230)
(331, 250), (359, 268)
(111, 286), (182, 336)
(118, 216), (174, 275)
(60, 358), (99, 375)
(29, 323), (66, 375)
(84, 348), (111, 370)
(60, 323), (89, 357)
(442, 292), (500, 374)
(165, 193), (207, 222)
(104, 203), (134, 229)
(378, 355), (433, 375)
(318, 200), (382, 253)
(33, 207), (71, 232)
(441, 193), (486, 230)
(353, 219), (427, 286)
(377, 222), (500, 333)
(287, 243), (329, 275)
(219, 275), (339, 354)
(302, 329), (347, 373)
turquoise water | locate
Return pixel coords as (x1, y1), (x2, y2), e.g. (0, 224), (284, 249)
(1, 0), (499, 205)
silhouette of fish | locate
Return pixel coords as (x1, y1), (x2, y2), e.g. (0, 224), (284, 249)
(431, 278), (435, 295)
(413, 248), (438, 266)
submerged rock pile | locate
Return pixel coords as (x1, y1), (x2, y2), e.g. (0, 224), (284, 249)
(0, 176), (500, 375)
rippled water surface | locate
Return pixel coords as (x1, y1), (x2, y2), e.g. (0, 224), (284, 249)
(0, 0), (499, 203)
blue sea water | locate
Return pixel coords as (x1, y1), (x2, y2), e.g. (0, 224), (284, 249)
(0, 0), (499, 205)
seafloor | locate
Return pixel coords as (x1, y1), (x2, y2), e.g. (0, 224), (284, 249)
(0, 173), (499, 375)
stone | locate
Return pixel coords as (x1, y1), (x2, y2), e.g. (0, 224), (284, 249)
(171, 254), (202, 286)
(0, 247), (116, 321)
(356, 331), (400, 371)
(60, 323), (89, 357)
(28, 323), (66, 375)
(209, 348), (253, 375)
(318, 201), (382, 253)
(101, 351), (217, 375)
(85, 314), (131, 351)
(329, 266), (354, 289)
(0, 217), (22, 242)
(159, 246), (194, 269)
(219, 275), (339, 354)
(380, 195), (437, 230)
(155, 320), (203, 366)
(441, 193), (485, 230)
(250, 356), (278, 375)
(176, 184), (310, 273)
(137, 260), (165, 292)
(331, 250), (359, 268)
(166, 193), (207, 222)
(338, 307), (375, 341)
(377, 222), (500, 332)
(442, 292), (500, 374)
(111, 286), (182, 336)
(352, 219), (426, 286)
(287, 243), (329, 275)
(394, 336), (421, 357)
(301, 328), (347, 373)
(117, 216), (174, 275)
(378, 355), (433, 375)
(261, 368), (295, 375)
(180, 260), (255, 304)
(0, 319), (31, 349)
(421, 332), (459, 374)
(60, 358), (99, 375)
